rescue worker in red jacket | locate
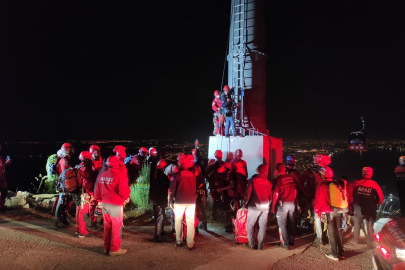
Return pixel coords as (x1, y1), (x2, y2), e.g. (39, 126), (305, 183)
(74, 151), (98, 238)
(351, 167), (384, 248)
(94, 156), (130, 256)
(244, 164), (272, 250)
(272, 163), (297, 250)
(90, 145), (103, 173)
(230, 149), (248, 207)
(54, 143), (74, 228)
(170, 154), (196, 250)
(394, 156), (405, 217)
(0, 144), (12, 211)
(314, 167), (345, 261)
(212, 90), (224, 136)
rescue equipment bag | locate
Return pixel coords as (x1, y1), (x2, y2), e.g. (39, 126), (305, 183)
(60, 167), (79, 193)
(233, 208), (249, 244)
(329, 179), (349, 213)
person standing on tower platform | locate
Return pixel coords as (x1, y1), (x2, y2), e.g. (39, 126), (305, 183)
(212, 90), (224, 136)
(350, 167), (384, 248)
(272, 163), (297, 250)
(0, 144), (12, 212)
(221, 85), (239, 137)
(394, 156), (405, 217)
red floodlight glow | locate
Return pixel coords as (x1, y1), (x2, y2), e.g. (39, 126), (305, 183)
(375, 233), (381, 243)
(380, 247), (390, 259)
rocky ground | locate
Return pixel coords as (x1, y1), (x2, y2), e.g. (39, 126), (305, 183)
(0, 203), (374, 270)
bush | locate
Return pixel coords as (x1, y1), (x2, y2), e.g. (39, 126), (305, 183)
(129, 162), (152, 212)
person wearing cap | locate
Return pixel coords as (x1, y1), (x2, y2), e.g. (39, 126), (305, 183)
(244, 164), (272, 250)
(394, 156), (405, 217)
(351, 167), (384, 248)
(73, 151), (98, 238)
(272, 163), (297, 250)
(0, 144), (12, 211)
(94, 156), (130, 256)
(149, 159), (170, 242)
(170, 154), (197, 250)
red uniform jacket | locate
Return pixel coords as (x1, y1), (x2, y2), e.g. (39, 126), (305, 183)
(77, 163), (98, 195)
(212, 98), (221, 112)
(57, 157), (70, 175)
(94, 167), (130, 206)
(314, 180), (333, 215)
(92, 157), (103, 173)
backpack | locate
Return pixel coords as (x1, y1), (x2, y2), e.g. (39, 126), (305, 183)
(60, 167), (79, 193)
(46, 154), (60, 182)
(329, 179), (349, 213)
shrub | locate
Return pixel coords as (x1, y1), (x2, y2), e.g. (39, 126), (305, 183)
(129, 162), (152, 212)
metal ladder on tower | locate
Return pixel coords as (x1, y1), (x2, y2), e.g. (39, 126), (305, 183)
(231, 0), (246, 136)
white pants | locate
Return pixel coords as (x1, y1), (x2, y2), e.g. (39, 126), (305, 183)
(173, 203), (196, 247)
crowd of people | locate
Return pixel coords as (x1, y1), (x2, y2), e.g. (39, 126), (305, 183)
(0, 141), (403, 262)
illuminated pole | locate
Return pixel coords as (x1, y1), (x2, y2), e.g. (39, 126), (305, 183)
(227, 0), (267, 135)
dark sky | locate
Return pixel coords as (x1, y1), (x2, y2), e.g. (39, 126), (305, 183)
(1, 1), (404, 143)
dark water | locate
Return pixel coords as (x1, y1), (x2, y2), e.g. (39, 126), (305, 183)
(330, 149), (405, 197)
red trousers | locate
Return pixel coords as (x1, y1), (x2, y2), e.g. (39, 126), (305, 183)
(103, 203), (123, 252)
(89, 200), (98, 223)
(76, 202), (89, 235)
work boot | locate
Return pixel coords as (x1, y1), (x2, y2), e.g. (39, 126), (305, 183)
(109, 249), (128, 256)
(278, 243), (290, 250)
(103, 250), (109, 256)
(314, 237), (323, 247)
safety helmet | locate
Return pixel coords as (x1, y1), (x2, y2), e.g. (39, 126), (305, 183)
(313, 154), (323, 165)
(362, 167), (373, 178)
(139, 147), (148, 156)
(192, 149), (198, 157)
(149, 147), (157, 155)
(177, 153), (185, 161)
(178, 154), (193, 169)
(61, 143), (72, 150)
(89, 145), (100, 153)
(116, 151), (126, 162)
(286, 155), (296, 165)
(113, 145), (126, 153)
(235, 149), (243, 159)
(214, 90), (220, 97)
(319, 155), (331, 167)
(319, 166), (333, 178)
(214, 150), (223, 159)
(79, 151), (92, 161)
(106, 156), (120, 168)
(223, 85), (230, 91)
(399, 156), (405, 164)
(156, 159), (167, 170)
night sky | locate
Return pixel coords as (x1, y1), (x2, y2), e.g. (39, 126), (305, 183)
(1, 1), (404, 143)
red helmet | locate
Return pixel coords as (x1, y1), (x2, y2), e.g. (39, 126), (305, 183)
(235, 149), (243, 159)
(214, 90), (220, 97)
(106, 156), (120, 168)
(177, 153), (185, 161)
(319, 155), (331, 167)
(319, 166), (333, 178)
(113, 145), (126, 153)
(149, 147), (157, 155)
(223, 85), (230, 91)
(192, 149), (198, 157)
(79, 151), (92, 161)
(178, 154), (194, 169)
(139, 147), (148, 156)
(214, 150), (223, 159)
(89, 145), (100, 153)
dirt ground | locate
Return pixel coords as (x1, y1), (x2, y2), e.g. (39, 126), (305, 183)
(0, 204), (374, 270)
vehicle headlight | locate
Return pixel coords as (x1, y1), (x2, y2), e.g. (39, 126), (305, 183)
(396, 248), (405, 262)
